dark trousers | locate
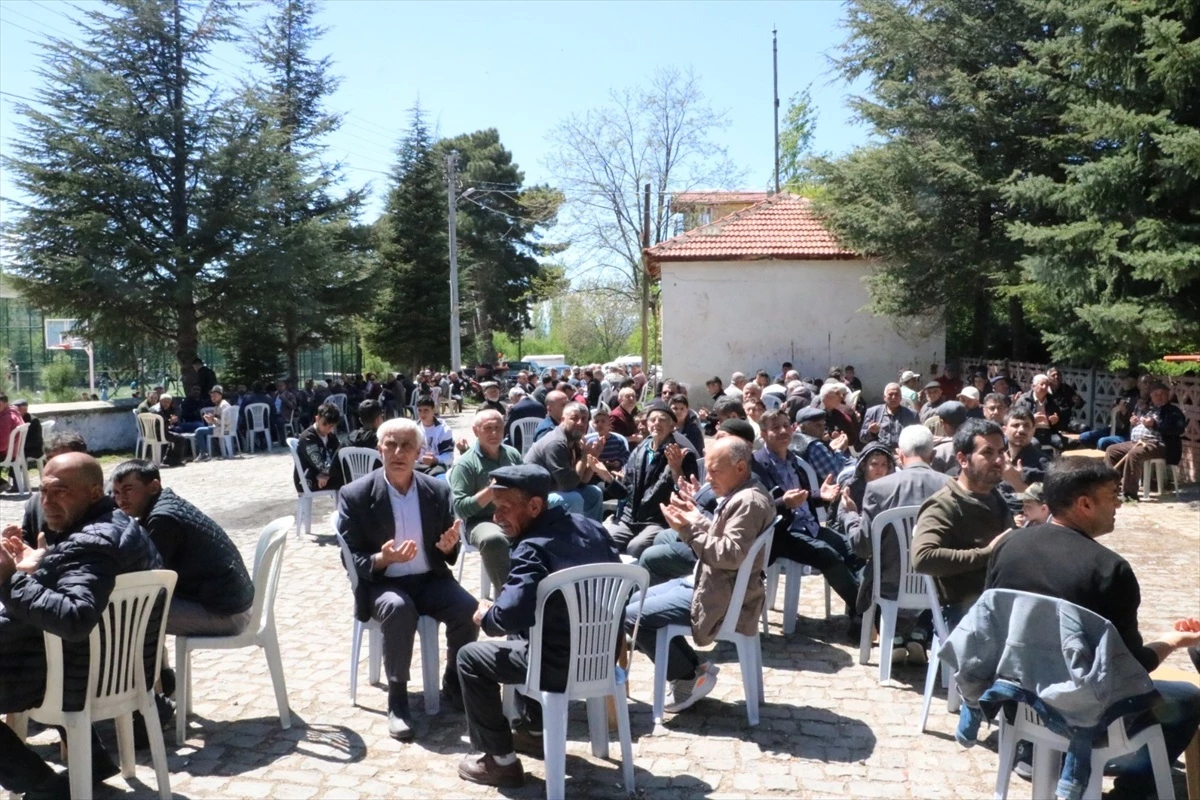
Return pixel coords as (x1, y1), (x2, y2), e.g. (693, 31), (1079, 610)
(457, 639), (565, 756)
(605, 520), (665, 559)
(1104, 440), (1165, 496)
(369, 573), (478, 689)
(769, 526), (861, 611)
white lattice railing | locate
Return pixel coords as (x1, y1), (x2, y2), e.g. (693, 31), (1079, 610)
(960, 358), (1199, 484)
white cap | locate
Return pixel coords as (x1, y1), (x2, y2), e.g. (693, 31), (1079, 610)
(958, 386), (980, 401)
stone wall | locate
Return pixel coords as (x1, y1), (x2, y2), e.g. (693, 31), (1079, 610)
(28, 399), (139, 453)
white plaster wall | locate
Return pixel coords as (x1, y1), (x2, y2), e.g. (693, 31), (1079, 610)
(28, 400), (140, 452)
(659, 259), (945, 406)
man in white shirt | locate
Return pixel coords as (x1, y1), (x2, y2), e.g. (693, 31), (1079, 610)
(336, 418), (477, 741)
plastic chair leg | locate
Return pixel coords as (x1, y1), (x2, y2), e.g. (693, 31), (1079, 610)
(542, 693), (569, 800)
(175, 642), (190, 743)
(652, 629), (670, 723)
(918, 635), (940, 733)
(783, 564), (801, 635)
(368, 627), (382, 686)
(1032, 744), (1060, 800)
(586, 696), (609, 758)
(736, 637), (761, 726)
(479, 559), (493, 602)
(993, 715), (1019, 800)
(114, 712), (136, 778)
(878, 602), (898, 683)
(138, 690), (172, 799)
(1146, 729), (1176, 800)
(418, 616), (440, 716)
(350, 621), (363, 703)
(65, 715), (93, 800)
(824, 580), (832, 619)
(262, 628), (292, 729)
(859, 601), (876, 665)
(614, 688), (636, 794)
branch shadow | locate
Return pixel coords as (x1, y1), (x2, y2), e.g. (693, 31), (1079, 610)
(162, 714), (367, 778)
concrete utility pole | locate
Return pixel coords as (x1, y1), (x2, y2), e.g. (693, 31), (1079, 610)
(641, 182), (651, 375)
(773, 26), (780, 195)
(446, 151), (461, 373)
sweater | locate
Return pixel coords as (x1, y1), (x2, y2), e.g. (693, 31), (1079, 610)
(911, 479), (1013, 608)
(449, 442), (524, 528)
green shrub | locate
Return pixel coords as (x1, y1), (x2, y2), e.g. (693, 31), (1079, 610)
(41, 355), (80, 402)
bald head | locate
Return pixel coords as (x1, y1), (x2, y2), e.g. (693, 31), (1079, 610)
(40, 453), (106, 533)
(545, 391), (569, 421)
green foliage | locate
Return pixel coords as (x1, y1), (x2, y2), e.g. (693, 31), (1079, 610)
(779, 87), (818, 191)
(1136, 359), (1200, 377)
(4, 0), (279, 385)
(41, 355), (80, 403)
(211, 315), (284, 387)
(366, 104), (449, 371)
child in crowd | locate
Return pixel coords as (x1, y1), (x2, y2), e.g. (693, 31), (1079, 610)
(1014, 483), (1050, 527)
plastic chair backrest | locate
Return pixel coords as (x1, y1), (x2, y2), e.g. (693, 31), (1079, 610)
(40, 420), (55, 438)
(245, 402), (271, 431)
(524, 563), (648, 699)
(762, 393), (782, 410)
(513, 417), (541, 454)
(794, 455), (827, 524)
(338, 447), (381, 484)
(847, 389), (862, 409)
(136, 414), (165, 445)
(867, 504), (922, 606)
(245, 518), (291, 637)
(38, 570), (177, 719)
(3, 423), (29, 462)
(332, 523), (360, 592)
(714, 515), (780, 640)
(287, 438), (312, 496)
(327, 393), (347, 416)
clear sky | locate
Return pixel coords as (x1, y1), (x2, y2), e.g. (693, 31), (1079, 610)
(0, 0), (871, 236)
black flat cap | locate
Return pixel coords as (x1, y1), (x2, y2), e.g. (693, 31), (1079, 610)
(936, 400), (967, 426)
(794, 406), (826, 424)
(717, 418), (756, 444)
(490, 464), (552, 499)
(923, 380), (942, 391)
(645, 399), (675, 422)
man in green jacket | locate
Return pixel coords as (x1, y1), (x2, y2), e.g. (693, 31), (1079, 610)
(911, 418), (1014, 629)
(449, 409), (523, 592)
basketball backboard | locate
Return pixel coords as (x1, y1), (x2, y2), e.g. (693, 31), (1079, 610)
(44, 318), (85, 350)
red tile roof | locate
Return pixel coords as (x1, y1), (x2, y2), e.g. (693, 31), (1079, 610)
(671, 191), (769, 208)
(647, 193), (857, 274)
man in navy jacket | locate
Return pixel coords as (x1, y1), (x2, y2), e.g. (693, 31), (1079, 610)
(456, 465), (618, 789)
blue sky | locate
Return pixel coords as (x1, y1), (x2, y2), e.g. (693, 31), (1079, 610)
(0, 0), (871, 236)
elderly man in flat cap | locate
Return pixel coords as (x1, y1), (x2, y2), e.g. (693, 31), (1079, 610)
(456, 465), (619, 789)
(478, 381), (506, 417)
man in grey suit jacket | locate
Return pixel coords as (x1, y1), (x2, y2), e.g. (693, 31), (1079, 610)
(842, 424), (952, 613)
(337, 418), (478, 741)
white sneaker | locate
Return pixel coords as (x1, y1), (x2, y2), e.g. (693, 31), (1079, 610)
(663, 669), (718, 713)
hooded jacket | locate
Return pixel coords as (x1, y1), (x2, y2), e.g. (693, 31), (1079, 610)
(836, 442), (897, 533)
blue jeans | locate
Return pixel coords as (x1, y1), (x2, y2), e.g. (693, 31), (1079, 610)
(1097, 434), (1128, 451)
(193, 426), (213, 455)
(624, 578), (699, 681)
(548, 484), (604, 521)
(639, 528), (696, 585)
(1109, 679), (1200, 783)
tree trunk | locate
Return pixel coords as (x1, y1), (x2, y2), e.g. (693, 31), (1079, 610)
(971, 287), (990, 355)
(176, 300), (199, 393)
(1008, 296), (1027, 360)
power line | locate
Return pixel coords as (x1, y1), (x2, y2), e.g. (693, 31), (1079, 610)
(0, 16), (55, 37)
(0, 4), (72, 35)
(28, 0), (79, 23)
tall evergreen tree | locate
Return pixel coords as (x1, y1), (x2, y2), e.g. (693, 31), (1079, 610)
(241, 0), (371, 380)
(367, 104), (449, 370)
(810, 0), (1066, 357)
(3, 0), (278, 388)
(1002, 0), (1200, 364)
(436, 129), (564, 365)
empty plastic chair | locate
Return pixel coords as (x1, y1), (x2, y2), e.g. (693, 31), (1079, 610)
(244, 402), (274, 453)
(338, 446), (382, 484)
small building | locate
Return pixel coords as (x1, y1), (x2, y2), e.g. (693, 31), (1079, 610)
(646, 192), (945, 404)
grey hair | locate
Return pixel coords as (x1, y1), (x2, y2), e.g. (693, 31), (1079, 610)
(898, 424), (934, 457)
(377, 417), (422, 446)
(712, 436), (752, 469)
(508, 386), (526, 401)
(819, 382), (849, 399)
(563, 401), (590, 418)
(1032, 374), (1049, 386)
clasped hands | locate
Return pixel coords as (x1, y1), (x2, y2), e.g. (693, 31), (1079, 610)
(659, 475), (703, 532)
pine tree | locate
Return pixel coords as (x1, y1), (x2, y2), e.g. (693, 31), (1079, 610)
(436, 129), (564, 365)
(1002, 0), (1200, 364)
(4, 0), (278, 388)
(367, 104), (449, 370)
(241, 0), (371, 380)
(810, 0), (1067, 357)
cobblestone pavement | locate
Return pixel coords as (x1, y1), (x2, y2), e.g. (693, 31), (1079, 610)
(8, 413), (1199, 799)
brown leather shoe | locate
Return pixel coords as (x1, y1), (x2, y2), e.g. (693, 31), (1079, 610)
(457, 753), (525, 788)
(511, 724), (544, 759)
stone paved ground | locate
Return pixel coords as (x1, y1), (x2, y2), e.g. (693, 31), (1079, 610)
(6, 413), (1198, 799)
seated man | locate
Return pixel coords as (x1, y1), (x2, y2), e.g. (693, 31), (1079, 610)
(609, 387), (643, 445)
(478, 381), (506, 416)
(532, 391), (568, 443)
(151, 393), (191, 466)
(13, 400), (43, 469)
(193, 385), (231, 460)
(982, 391), (1010, 423)
(294, 402), (343, 494)
(449, 409), (524, 591)
(918, 381), (946, 424)
(604, 402), (699, 558)
(336, 418), (477, 740)
(624, 437), (774, 712)
(1014, 373), (1066, 449)
(455, 465), (619, 788)
(997, 408), (1051, 514)
(754, 409), (861, 637)
(21, 431), (91, 544)
(111, 460), (253, 636)
(819, 382), (859, 449)
(791, 406), (851, 482)
(348, 399), (384, 449)
(586, 403), (632, 474)
(986, 458), (1200, 796)
(414, 395), (454, 477)
(859, 383), (919, 450)
(1104, 381), (1186, 500)
(911, 418), (1013, 628)
(0, 453), (162, 798)
(523, 402), (605, 521)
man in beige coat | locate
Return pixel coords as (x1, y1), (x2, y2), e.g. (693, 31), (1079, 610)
(623, 437), (775, 713)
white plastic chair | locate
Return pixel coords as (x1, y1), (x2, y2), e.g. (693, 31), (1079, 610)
(0, 423), (31, 494)
(456, 539), (495, 602)
(176, 517), (293, 743)
(243, 402), (274, 453)
(1141, 458), (1180, 500)
(512, 417), (541, 455)
(329, 517), (440, 713)
(327, 393), (349, 432)
(135, 414), (168, 467)
(652, 518), (777, 726)
(761, 393), (783, 410)
(287, 437), (337, 537)
(994, 700), (1174, 800)
(856, 505), (926, 683)
(29, 419), (54, 477)
(338, 446), (382, 484)
(8, 570), (177, 800)
(502, 563), (648, 800)
(762, 456), (830, 634)
(211, 404), (241, 458)
(847, 389), (862, 409)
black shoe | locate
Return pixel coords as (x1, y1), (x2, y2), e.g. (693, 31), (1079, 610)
(159, 666), (176, 698)
(511, 724), (544, 759)
(1012, 740), (1033, 781)
(440, 685), (465, 713)
(132, 694), (176, 750)
(846, 614), (864, 643)
(387, 709), (414, 741)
